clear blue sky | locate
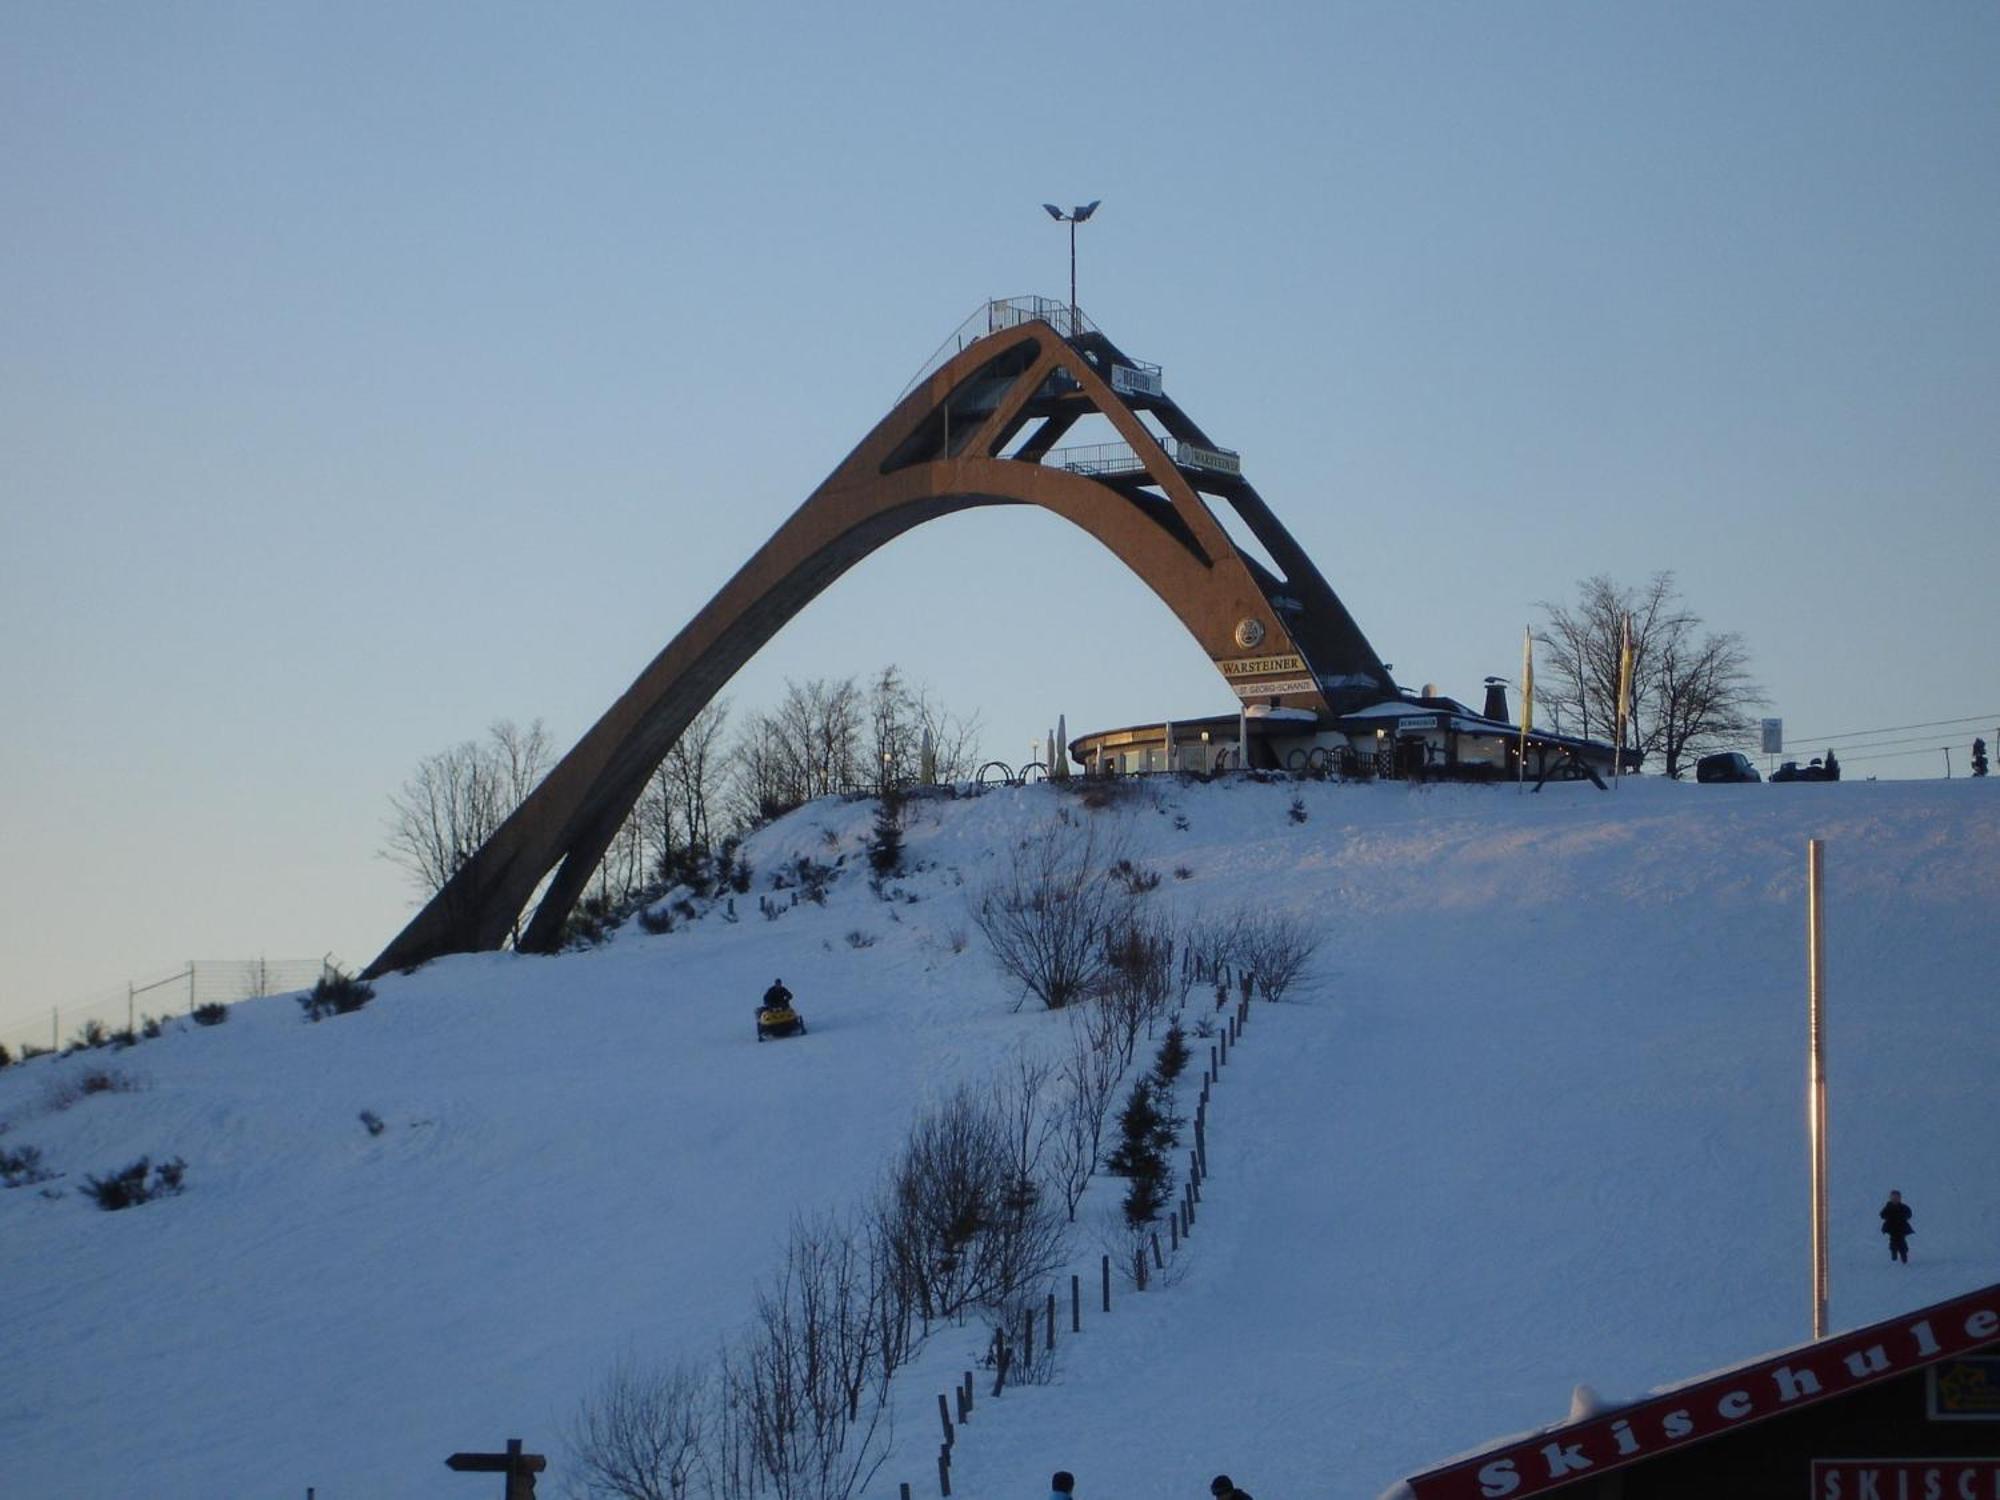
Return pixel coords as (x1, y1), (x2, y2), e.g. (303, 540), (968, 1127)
(4, 2), (1995, 1022)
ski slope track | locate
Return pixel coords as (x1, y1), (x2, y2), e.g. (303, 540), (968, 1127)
(2, 776), (1995, 1498)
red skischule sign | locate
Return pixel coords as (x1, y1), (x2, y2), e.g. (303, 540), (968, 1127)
(1811, 1459), (2000, 1499)
(1407, 1283), (2000, 1500)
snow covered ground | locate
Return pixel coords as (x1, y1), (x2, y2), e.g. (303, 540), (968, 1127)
(2, 774), (1995, 1499)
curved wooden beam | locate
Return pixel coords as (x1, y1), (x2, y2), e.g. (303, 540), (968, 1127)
(366, 314), (1391, 975)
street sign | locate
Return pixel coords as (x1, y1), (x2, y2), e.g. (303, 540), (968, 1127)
(1762, 717), (1784, 755)
(446, 1437), (545, 1497)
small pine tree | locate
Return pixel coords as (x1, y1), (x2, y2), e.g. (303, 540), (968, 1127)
(869, 789), (905, 876)
(1974, 738), (1989, 778)
(1153, 1017), (1190, 1085)
(1106, 1076), (1179, 1226)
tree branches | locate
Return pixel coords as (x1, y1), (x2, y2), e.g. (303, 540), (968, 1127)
(1535, 572), (1763, 776)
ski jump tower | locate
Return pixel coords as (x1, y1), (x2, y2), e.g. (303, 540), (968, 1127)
(366, 298), (1395, 977)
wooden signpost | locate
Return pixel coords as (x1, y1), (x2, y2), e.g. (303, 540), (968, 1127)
(446, 1437), (546, 1499)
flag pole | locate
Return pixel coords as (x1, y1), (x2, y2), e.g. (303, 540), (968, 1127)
(1808, 837), (1829, 1339)
(1518, 626), (1534, 792)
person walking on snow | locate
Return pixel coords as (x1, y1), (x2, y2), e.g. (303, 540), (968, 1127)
(1881, 1189), (1914, 1263)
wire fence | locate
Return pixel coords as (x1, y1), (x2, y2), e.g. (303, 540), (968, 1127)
(1779, 713), (1997, 775)
(1, 956), (339, 1059)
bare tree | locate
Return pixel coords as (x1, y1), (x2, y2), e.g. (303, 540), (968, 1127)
(1048, 1013), (1121, 1222)
(238, 956), (275, 1001)
(566, 1355), (707, 1500)
(726, 711), (799, 829)
(725, 679), (864, 826)
(992, 1054), (1056, 1212)
(1180, 914), (1241, 996)
(875, 1086), (1070, 1326)
(1535, 573), (1684, 748)
(381, 719), (554, 936)
(662, 700), (731, 857)
(1096, 910), (1175, 1068)
(1535, 573), (1762, 774)
(914, 688), (983, 786)
(1237, 911), (1323, 1002)
(1652, 628), (1761, 778)
(728, 1215), (894, 1500)
(777, 677), (863, 801)
(971, 815), (1132, 1011)
(591, 798), (653, 908)
(867, 666), (920, 793)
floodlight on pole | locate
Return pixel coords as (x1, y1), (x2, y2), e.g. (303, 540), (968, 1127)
(1042, 199), (1100, 336)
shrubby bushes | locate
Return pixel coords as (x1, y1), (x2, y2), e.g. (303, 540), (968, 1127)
(82, 1155), (185, 1211)
(300, 971), (374, 1022)
(1, 1143), (54, 1189)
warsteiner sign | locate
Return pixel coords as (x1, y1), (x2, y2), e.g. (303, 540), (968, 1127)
(1216, 653), (1307, 679)
(1407, 1284), (2000, 1500)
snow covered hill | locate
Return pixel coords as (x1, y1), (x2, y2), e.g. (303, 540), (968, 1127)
(3, 774), (1995, 1499)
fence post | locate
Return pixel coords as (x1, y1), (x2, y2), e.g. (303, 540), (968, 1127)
(1101, 1254), (1111, 1312)
(1151, 1232), (1164, 1270)
(1071, 1273), (1081, 1332)
(938, 1393), (954, 1448)
(1169, 1212), (1179, 1251)
(1024, 1303), (1034, 1369)
(963, 1371), (974, 1417)
(939, 1447), (952, 1497)
(903, 1483), (913, 1500)
(1047, 1290), (1057, 1348)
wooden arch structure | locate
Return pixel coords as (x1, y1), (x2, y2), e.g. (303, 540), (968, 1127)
(366, 300), (1393, 976)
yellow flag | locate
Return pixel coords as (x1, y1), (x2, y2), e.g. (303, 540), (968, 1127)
(1616, 612), (1634, 773)
(1521, 626), (1535, 736)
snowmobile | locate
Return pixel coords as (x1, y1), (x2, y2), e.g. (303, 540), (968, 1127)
(756, 999), (806, 1041)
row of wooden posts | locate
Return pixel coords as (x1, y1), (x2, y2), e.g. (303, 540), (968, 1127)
(430, 985), (1260, 1500)
(922, 988), (1257, 1499)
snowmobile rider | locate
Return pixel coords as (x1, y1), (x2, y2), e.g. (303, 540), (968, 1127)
(762, 978), (793, 1013)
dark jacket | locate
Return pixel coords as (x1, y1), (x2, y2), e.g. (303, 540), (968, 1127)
(762, 982), (793, 1010)
(1881, 1200), (1914, 1239)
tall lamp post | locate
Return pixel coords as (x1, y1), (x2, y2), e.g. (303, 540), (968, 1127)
(1042, 200), (1100, 336)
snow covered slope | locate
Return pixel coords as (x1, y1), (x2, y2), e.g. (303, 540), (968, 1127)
(2, 775), (1995, 1499)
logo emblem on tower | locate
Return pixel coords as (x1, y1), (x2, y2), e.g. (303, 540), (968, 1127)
(1235, 618), (1266, 649)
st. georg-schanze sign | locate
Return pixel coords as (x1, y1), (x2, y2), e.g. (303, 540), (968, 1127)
(1405, 1283), (2000, 1500)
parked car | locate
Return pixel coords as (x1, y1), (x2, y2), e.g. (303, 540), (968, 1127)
(1770, 758), (1838, 783)
(1696, 751), (1762, 784)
